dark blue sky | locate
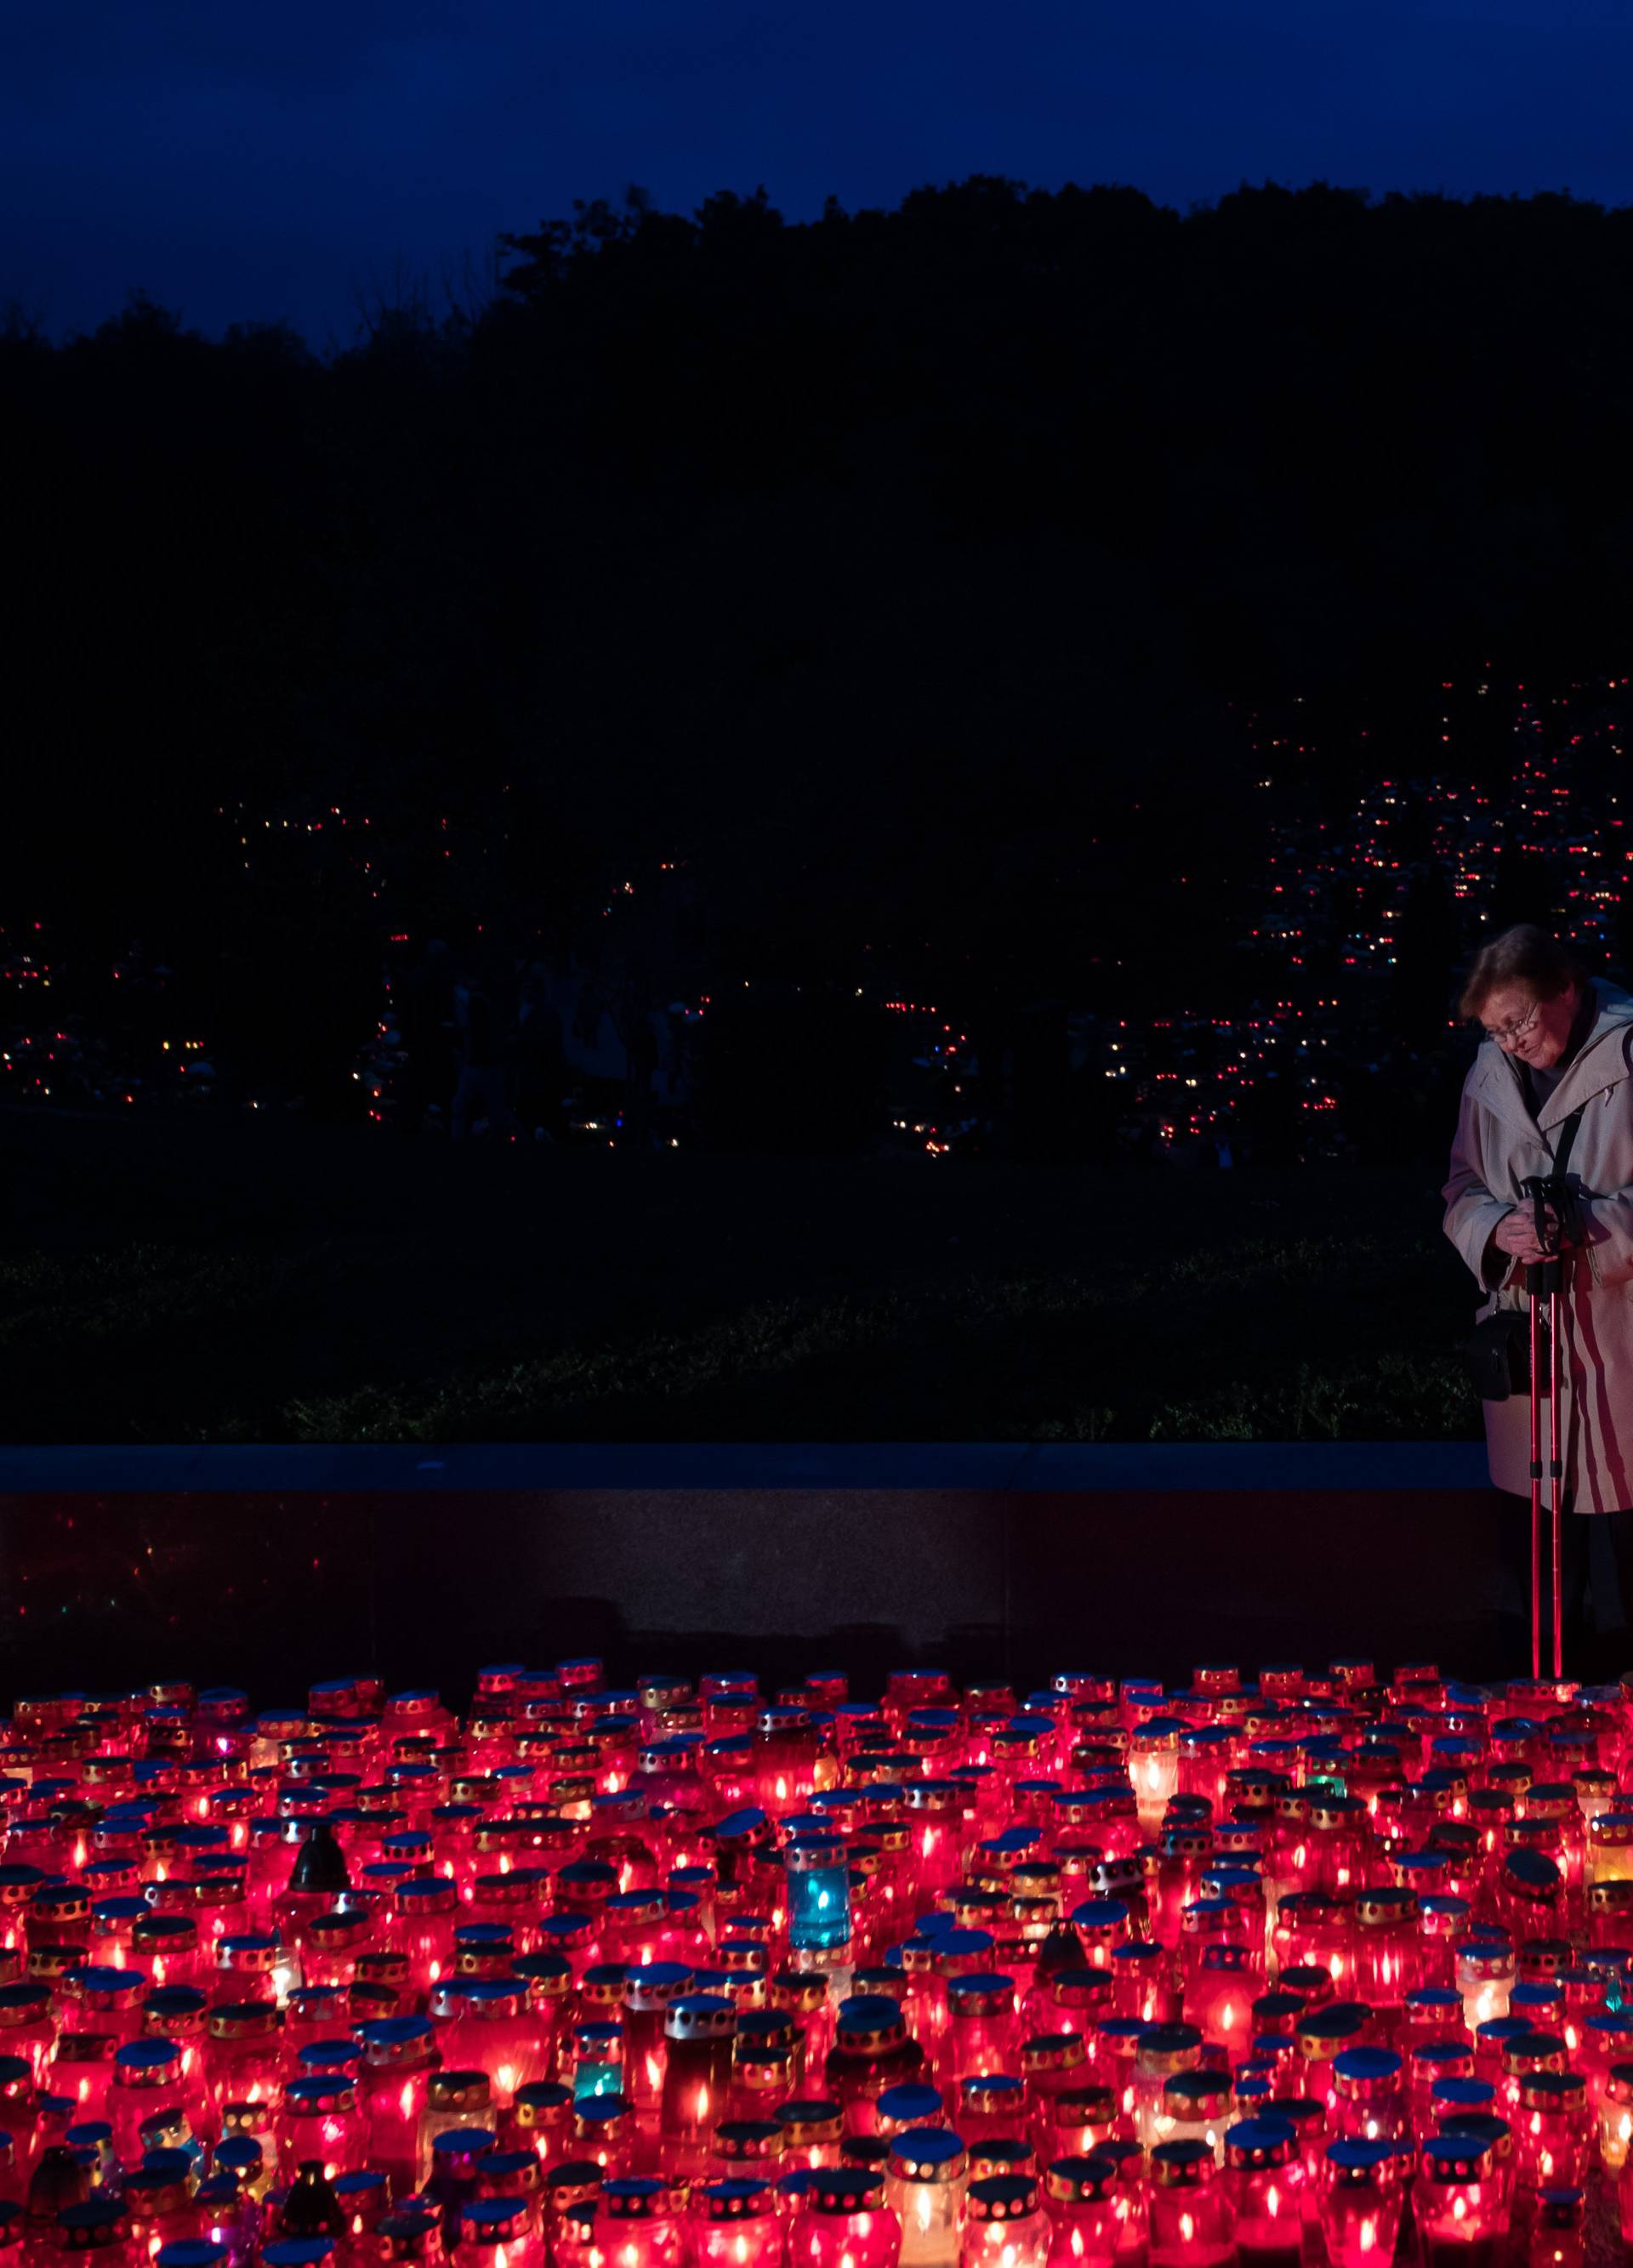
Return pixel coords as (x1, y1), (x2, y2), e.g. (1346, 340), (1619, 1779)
(4, 0), (1630, 348)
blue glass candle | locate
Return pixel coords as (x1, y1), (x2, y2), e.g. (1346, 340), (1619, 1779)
(570, 2019), (623, 2102)
(787, 1839), (852, 1956)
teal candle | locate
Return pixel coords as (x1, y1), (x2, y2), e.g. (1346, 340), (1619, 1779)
(788, 1839), (852, 1955)
(571, 2021), (623, 2102)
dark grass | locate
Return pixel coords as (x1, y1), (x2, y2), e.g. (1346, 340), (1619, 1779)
(0, 1109), (1482, 1445)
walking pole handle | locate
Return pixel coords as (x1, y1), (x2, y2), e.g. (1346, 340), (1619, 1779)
(1521, 1173), (1564, 1260)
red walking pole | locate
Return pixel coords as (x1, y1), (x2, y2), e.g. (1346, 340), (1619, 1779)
(1549, 1266), (1564, 1680)
(1523, 1255), (1565, 1680)
(1528, 1267), (1543, 1681)
(1522, 1166), (1568, 1683)
(1519, 1128), (1581, 1683)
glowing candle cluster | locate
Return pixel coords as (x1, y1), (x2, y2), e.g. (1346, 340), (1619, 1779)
(1, 1656), (1632, 2268)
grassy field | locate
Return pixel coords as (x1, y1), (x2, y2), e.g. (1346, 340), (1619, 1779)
(0, 1109), (1484, 1444)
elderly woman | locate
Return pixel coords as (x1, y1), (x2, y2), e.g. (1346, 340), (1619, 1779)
(1443, 925), (1633, 1652)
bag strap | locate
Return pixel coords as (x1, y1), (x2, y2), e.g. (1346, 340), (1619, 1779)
(1552, 1101), (1587, 1180)
(1528, 1102), (1588, 1253)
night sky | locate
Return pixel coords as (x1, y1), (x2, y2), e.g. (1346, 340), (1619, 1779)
(3, 0), (1631, 347)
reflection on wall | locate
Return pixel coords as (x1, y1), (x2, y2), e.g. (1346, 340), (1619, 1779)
(0, 1487), (1522, 1703)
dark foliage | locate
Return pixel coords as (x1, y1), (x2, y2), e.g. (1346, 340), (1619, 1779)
(6, 179), (1631, 1114)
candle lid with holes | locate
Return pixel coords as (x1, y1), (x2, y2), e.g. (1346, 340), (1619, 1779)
(663, 1992), (736, 2040)
(967, 2173), (1041, 2219)
(213, 2134), (263, 2177)
(968, 2140), (1034, 2181)
(120, 2168), (191, 2218)
(1499, 2029), (1567, 2075)
(424, 2068), (492, 2112)
(284, 2075), (356, 2115)
(59, 2202), (134, 2254)
(832, 1995), (907, 2052)
(572, 2093), (631, 2135)
(766, 1969), (829, 2014)
(1333, 2046), (1403, 2096)
(598, 2180), (668, 2221)
(806, 2168), (885, 2214)
(541, 2162), (605, 2209)
(1323, 2138), (1400, 2186)
(1262, 2096), (1325, 2137)
(1025, 2036), (1089, 2083)
(356, 2015), (434, 2068)
(1295, 2004), (1370, 2058)
(876, 2083), (945, 2130)
(1134, 2024), (1201, 2077)
(430, 2127), (498, 2169)
(1048, 1970), (1114, 2012)
(459, 2200), (529, 2246)
(1043, 2156), (1119, 2205)
(702, 2179), (773, 2220)
(1419, 2134), (1494, 2184)
(1163, 2069), (1229, 2116)
(851, 1969), (908, 2004)
(1223, 2117), (1294, 2169)
(1354, 1888), (1419, 1930)
(392, 1879), (457, 1916)
(886, 2129), (965, 2184)
(945, 1974), (1015, 2017)
(956, 2074), (1025, 2121)
(474, 2153), (542, 2205)
(1534, 2186), (1585, 2229)
(219, 2095), (275, 2137)
(1149, 2141), (1215, 2188)
(774, 2097), (844, 2142)
(623, 1963), (695, 2009)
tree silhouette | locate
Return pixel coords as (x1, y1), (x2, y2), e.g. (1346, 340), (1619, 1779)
(5, 180), (1633, 1128)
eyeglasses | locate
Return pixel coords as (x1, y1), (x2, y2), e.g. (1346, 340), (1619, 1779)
(1481, 1001), (1544, 1049)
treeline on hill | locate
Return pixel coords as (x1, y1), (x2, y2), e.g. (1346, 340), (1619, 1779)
(4, 177), (1631, 1145)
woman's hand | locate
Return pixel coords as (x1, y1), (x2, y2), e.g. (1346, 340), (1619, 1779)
(1492, 1203), (1573, 1265)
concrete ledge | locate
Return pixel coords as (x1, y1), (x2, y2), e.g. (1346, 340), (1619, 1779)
(0, 1441), (1494, 1492)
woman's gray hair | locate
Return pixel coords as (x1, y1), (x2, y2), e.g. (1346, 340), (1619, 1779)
(1457, 924), (1590, 1022)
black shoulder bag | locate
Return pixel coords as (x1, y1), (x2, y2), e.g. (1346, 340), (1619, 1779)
(1463, 1102), (1586, 1400)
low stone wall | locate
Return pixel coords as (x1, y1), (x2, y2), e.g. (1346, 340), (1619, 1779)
(0, 1444), (1551, 1696)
